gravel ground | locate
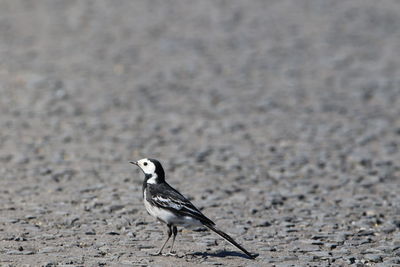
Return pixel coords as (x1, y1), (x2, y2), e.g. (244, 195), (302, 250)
(1, 1), (400, 266)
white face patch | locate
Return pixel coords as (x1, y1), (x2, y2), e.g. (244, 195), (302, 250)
(137, 158), (156, 175)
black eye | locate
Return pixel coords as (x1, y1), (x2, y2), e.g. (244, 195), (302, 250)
(143, 162), (148, 166)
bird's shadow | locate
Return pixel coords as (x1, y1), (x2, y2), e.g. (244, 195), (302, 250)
(188, 250), (258, 260)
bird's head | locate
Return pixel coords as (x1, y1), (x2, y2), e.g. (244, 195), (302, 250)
(130, 158), (165, 183)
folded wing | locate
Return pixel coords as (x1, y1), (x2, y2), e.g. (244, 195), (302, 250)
(149, 183), (215, 226)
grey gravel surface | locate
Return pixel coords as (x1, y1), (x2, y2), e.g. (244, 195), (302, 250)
(1, 0), (400, 266)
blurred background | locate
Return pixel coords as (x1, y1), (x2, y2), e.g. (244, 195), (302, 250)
(1, 0), (400, 265)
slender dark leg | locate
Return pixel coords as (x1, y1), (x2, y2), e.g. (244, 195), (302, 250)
(168, 226), (178, 255)
(155, 224), (172, 255)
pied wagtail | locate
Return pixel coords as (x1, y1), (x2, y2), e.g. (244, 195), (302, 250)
(130, 158), (255, 259)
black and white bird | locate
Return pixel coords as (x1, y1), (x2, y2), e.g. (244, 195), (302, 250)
(130, 158), (255, 259)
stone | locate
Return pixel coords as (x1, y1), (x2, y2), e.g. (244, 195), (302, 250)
(311, 251), (332, 259)
(364, 254), (383, 263)
(39, 246), (59, 253)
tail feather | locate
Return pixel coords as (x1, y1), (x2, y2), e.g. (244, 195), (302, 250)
(204, 224), (255, 259)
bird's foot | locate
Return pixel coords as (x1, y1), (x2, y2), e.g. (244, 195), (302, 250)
(150, 251), (163, 256)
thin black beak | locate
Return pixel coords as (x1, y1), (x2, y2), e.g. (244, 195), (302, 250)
(130, 161), (138, 166)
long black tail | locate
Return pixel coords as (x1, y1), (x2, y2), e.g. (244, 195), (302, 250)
(204, 224), (255, 259)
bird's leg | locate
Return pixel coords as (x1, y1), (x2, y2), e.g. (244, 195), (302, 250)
(154, 224), (172, 255)
(167, 226), (178, 255)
